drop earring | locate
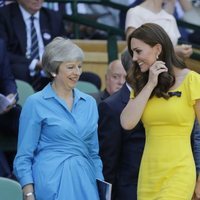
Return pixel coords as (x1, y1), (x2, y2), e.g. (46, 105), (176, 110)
(51, 73), (56, 78)
(156, 55), (159, 60)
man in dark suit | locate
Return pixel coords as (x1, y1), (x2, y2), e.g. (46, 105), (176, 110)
(92, 59), (127, 105)
(0, 0), (66, 91)
(0, 38), (21, 177)
(98, 50), (145, 200)
(0, 38), (21, 135)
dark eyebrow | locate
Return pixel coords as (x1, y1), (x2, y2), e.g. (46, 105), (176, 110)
(132, 47), (139, 51)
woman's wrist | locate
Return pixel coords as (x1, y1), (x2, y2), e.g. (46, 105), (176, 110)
(24, 192), (34, 199)
(146, 82), (155, 93)
(22, 183), (34, 199)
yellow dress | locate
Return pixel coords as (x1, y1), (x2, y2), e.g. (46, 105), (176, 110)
(137, 71), (200, 200)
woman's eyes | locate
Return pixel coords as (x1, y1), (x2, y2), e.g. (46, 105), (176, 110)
(67, 65), (73, 69)
(66, 65), (82, 69)
(136, 50), (141, 54)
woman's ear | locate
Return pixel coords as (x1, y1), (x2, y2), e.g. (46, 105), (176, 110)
(155, 43), (162, 59)
(51, 72), (56, 78)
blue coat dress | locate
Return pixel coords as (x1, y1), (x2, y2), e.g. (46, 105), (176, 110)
(14, 83), (103, 200)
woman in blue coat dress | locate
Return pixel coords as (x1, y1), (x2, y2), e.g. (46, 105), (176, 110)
(13, 37), (104, 200)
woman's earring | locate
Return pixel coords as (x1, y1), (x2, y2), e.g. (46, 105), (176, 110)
(51, 73), (56, 78)
(156, 55), (159, 60)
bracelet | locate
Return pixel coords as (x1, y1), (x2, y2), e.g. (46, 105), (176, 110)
(24, 192), (34, 197)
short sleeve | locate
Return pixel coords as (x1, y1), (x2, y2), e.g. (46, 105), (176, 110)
(130, 89), (135, 99)
(187, 71), (200, 105)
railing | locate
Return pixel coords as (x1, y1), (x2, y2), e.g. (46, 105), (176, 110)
(45, 0), (200, 62)
(177, 20), (200, 60)
(45, 0), (128, 62)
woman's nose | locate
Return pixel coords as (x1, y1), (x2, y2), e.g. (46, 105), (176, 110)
(74, 66), (82, 75)
(132, 53), (137, 61)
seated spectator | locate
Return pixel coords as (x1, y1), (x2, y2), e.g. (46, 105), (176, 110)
(75, 0), (130, 39)
(77, 3), (119, 28)
(182, 0), (200, 45)
(119, 0), (143, 30)
(0, 0), (66, 91)
(0, 39), (21, 136)
(0, 38), (21, 177)
(91, 59), (126, 104)
(125, 0), (193, 59)
(163, 0), (193, 43)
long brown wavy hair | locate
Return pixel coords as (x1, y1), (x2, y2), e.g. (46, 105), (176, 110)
(127, 23), (187, 99)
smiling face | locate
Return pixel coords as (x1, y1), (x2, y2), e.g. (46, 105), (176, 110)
(54, 61), (82, 91)
(131, 38), (160, 72)
(17, 0), (43, 14)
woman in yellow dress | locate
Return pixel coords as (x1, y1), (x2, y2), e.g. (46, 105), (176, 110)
(120, 23), (200, 199)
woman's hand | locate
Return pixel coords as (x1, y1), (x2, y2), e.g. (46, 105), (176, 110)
(0, 93), (17, 114)
(5, 93), (16, 112)
(147, 61), (168, 88)
(175, 44), (193, 58)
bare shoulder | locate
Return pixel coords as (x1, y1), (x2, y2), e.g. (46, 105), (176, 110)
(174, 68), (190, 78)
(182, 68), (191, 76)
(170, 68), (191, 90)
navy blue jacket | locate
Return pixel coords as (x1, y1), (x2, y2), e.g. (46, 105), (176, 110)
(98, 83), (145, 200)
(0, 38), (17, 95)
(0, 3), (65, 82)
(0, 38), (21, 135)
(0, 39), (21, 177)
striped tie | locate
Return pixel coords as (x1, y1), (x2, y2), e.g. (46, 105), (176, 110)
(30, 15), (39, 60)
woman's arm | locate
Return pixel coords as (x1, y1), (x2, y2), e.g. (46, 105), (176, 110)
(179, 0), (192, 12)
(164, 0), (176, 14)
(120, 62), (168, 130)
(23, 184), (35, 200)
(164, 0), (192, 14)
(89, 99), (104, 180)
(174, 44), (193, 59)
(120, 83), (154, 130)
(126, 27), (136, 41)
(13, 97), (41, 188)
